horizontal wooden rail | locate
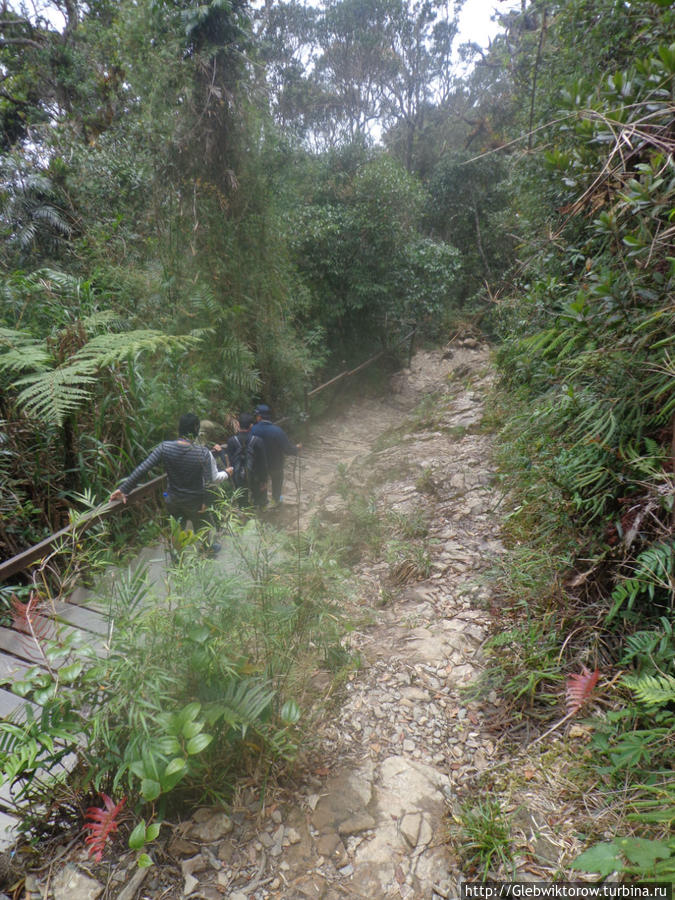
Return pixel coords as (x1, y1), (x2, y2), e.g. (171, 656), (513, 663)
(307, 327), (416, 400)
(0, 324), (416, 582)
(0, 475), (166, 583)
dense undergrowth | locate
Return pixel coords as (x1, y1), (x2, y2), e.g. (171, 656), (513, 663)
(466, 4), (675, 881)
(0, 500), (352, 867)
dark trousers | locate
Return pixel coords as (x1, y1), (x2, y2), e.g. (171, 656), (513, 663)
(269, 467), (283, 503)
(250, 478), (268, 508)
(166, 498), (209, 531)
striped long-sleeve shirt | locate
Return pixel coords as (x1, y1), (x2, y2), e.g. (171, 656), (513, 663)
(119, 440), (227, 505)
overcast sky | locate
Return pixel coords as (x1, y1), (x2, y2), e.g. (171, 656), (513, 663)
(457, 0), (521, 46)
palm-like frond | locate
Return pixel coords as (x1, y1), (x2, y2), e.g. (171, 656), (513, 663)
(209, 679), (276, 737)
(72, 329), (198, 367)
(622, 673), (675, 708)
(0, 330), (53, 374)
(83, 794), (126, 862)
(566, 666), (600, 715)
(30, 204), (71, 235)
(219, 335), (260, 397)
(28, 268), (82, 296)
(13, 361), (98, 425)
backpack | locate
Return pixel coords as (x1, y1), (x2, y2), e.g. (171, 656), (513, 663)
(231, 433), (261, 488)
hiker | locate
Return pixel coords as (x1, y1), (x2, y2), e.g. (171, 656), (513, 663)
(110, 412), (233, 549)
(214, 412), (268, 508)
(250, 404), (302, 507)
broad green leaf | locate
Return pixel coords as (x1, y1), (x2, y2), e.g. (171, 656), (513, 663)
(146, 823), (161, 842)
(33, 686), (57, 704)
(181, 720), (204, 740)
(280, 699), (301, 725)
(571, 842), (621, 876)
(137, 853), (154, 868)
(140, 778), (161, 801)
(616, 836), (672, 868)
(129, 760), (145, 779)
(186, 733), (213, 755)
(187, 625), (211, 644)
(157, 737), (182, 756)
(164, 757), (187, 778)
(59, 662), (84, 683)
(178, 702), (201, 725)
(128, 820), (147, 851)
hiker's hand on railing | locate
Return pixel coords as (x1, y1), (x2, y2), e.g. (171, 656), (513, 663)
(110, 489), (127, 504)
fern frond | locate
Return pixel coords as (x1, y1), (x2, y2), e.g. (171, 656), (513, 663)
(185, 284), (220, 318)
(566, 666), (600, 714)
(14, 361), (98, 426)
(0, 341), (53, 375)
(622, 617), (673, 665)
(218, 335), (260, 396)
(0, 327), (35, 347)
(83, 793), (126, 862)
(80, 310), (121, 334)
(209, 679), (276, 737)
(72, 330), (198, 367)
(28, 268), (82, 296)
(622, 673), (675, 707)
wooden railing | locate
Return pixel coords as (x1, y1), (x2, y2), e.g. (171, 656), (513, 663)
(0, 325), (416, 582)
(0, 475), (166, 583)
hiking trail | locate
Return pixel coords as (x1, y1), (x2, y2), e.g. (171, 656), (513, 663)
(27, 342), (569, 900)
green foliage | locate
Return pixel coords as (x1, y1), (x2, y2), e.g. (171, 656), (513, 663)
(572, 835), (675, 879)
(487, 3), (675, 875)
(453, 797), (513, 878)
(0, 155), (72, 261)
(622, 672), (675, 708)
(473, 617), (563, 711)
(609, 544), (675, 623)
(385, 537), (434, 580)
(0, 517), (349, 837)
(425, 152), (513, 308)
(290, 146), (459, 356)
(330, 463), (384, 562)
(387, 508), (429, 540)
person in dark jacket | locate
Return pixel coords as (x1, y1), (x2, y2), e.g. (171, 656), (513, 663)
(213, 413), (268, 508)
(110, 412), (232, 543)
(250, 404), (301, 507)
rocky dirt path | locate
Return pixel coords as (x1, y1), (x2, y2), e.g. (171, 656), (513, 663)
(39, 341), (510, 900)
(164, 340), (503, 900)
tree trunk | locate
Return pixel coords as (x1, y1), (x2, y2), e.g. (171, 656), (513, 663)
(63, 415), (81, 494)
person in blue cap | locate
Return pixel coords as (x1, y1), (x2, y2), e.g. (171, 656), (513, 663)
(251, 404), (302, 507)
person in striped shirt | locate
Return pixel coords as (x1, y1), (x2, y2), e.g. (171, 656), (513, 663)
(110, 413), (232, 546)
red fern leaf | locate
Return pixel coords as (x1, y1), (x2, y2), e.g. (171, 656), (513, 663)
(83, 793), (126, 862)
(566, 666), (600, 715)
(10, 592), (54, 641)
